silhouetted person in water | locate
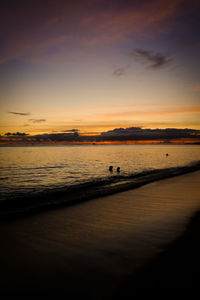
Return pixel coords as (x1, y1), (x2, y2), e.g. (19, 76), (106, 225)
(109, 166), (113, 172)
(117, 167), (120, 173)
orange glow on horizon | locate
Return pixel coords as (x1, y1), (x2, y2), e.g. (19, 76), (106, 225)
(1, 138), (200, 146)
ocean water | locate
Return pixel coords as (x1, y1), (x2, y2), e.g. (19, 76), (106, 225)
(0, 145), (200, 295)
(0, 144), (199, 201)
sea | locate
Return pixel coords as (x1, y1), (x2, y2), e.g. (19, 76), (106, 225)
(0, 144), (200, 295)
(0, 144), (199, 202)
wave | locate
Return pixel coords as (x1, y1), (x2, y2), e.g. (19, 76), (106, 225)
(0, 161), (200, 220)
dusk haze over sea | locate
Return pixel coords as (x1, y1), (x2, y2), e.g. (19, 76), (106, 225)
(0, 0), (200, 296)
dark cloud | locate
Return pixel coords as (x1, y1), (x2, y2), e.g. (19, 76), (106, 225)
(1, 127), (200, 144)
(101, 127), (200, 140)
(130, 49), (173, 69)
(29, 119), (46, 123)
(5, 132), (28, 136)
(8, 111), (30, 116)
(113, 67), (126, 76)
(61, 129), (79, 133)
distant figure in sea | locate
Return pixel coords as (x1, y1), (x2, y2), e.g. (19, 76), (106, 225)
(166, 153), (169, 157)
(109, 166), (113, 172)
(117, 167), (120, 173)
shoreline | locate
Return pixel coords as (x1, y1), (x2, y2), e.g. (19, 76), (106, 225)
(1, 161), (200, 220)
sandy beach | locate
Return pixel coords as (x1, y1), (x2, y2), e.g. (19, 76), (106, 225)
(0, 171), (200, 297)
(118, 210), (200, 294)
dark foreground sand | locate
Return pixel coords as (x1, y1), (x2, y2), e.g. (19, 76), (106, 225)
(117, 210), (200, 294)
(0, 171), (200, 297)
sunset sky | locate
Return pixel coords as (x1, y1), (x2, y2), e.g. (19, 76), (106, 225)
(0, 0), (200, 135)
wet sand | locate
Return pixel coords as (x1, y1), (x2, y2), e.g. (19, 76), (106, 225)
(0, 171), (200, 296)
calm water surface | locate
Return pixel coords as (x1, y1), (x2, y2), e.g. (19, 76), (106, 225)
(0, 144), (199, 200)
